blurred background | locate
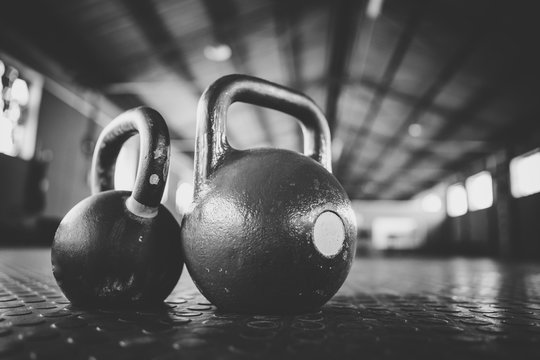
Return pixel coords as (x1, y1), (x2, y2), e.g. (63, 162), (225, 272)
(1, 0), (539, 259)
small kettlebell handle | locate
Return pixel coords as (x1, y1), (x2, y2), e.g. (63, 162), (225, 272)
(195, 74), (332, 195)
(91, 107), (170, 218)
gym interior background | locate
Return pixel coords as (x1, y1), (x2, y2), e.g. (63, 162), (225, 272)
(2, 0), (540, 258)
(1, 0), (540, 359)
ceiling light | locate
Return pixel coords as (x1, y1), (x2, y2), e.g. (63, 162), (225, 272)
(367, 0), (385, 19)
(408, 123), (422, 137)
(204, 44), (232, 62)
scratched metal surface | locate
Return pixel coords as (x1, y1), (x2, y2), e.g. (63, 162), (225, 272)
(1, 248), (540, 359)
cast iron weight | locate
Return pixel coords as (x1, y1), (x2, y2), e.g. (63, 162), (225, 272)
(51, 107), (183, 308)
(181, 74), (357, 314)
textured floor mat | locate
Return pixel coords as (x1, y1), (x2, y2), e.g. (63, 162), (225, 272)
(1, 249), (540, 359)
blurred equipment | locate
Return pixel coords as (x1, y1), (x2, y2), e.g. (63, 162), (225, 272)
(0, 153), (51, 244)
(372, 217), (419, 250)
(51, 107), (182, 308)
(181, 75), (357, 314)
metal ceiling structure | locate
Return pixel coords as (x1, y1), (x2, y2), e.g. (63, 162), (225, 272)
(1, 0), (539, 200)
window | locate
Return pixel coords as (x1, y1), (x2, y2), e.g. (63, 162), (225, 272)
(466, 171), (493, 211)
(447, 183), (467, 217)
(0, 58), (39, 159)
(510, 149), (540, 198)
(114, 136), (138, 192)
(176, 182), (194, 214)
(421, 193), (442, 213)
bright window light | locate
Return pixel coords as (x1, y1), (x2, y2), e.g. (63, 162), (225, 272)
(372, 217), (418, 250)
(161, 173), (170, 204)
(466, 171), (493, 211)
(0, 115), (15, 155)
(114, 140), (137, 192)
(6, 103), (21, 122)
(447, 183), (467, 217)
(510, 150), (540, 198)
(176, 182), (194, 214)
(12, 78), (29, 106)
(421, 193), (442, 213)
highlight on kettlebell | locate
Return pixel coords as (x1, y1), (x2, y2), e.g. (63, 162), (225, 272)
(51, 107), (183, 309)
(313, 210), (346, 258)
(181, 74), (357, 314)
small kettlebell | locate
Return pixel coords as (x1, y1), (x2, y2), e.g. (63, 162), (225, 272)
(181, 75), (357, 314)
(51, 107), (183, 308)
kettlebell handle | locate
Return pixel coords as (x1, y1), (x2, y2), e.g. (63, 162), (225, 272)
(195, 74), (332, 194)
(91, 107), (170, 218)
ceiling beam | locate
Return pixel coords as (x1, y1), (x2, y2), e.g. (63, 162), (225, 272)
(0, 1), (186, 142)
(367, 16), (540, 198)
(306, 74), (456, 118)
(201, 0), (275, 147)
(334, 0), (426, 181)
(273, 0), (304, 89)
(350, 34), (481, 191)
(272, 0), (305, 151)
(0, 1), (119, 88)
(339, 121), (490, 153)
(120, 0), (201, 94)
(361, 78), (508, 197)
(392, 106), (540, 200)
(325, 0), (365, 135)
(348, 0), (537, 199)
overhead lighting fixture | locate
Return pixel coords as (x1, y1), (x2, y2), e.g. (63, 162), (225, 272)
(204, 44), (232, 62)
(408, 123), (423, 137)
(0, 114), (15, 155)
(367, 0), (385, 19)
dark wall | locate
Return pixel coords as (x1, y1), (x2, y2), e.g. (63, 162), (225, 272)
(469, 208), (498, 255)
(448, 215), (468, 251)
(514, 193), (540, 257)
(0, 154), (31, 219)
(506, 132), (540, 259)
(36, 89), (100, 219)
(443, 132), (540, 259)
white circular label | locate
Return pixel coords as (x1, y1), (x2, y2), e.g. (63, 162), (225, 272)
(313, 211), (345, 257)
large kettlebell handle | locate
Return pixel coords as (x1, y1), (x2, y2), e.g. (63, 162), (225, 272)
(91, 107), (170, 218)
(195, 74), (332, 194)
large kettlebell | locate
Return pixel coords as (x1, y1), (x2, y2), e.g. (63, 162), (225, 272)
(181, 75), (357, 314)
(51, 107), (183, 308)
